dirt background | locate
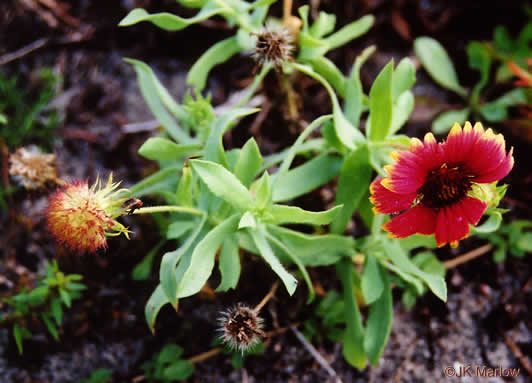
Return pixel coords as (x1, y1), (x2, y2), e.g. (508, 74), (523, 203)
(1, 1), (531, 382)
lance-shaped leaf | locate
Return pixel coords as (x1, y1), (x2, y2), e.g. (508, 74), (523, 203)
(234, 138), (263, 187)
(361, 254), (384, 305)
(293, 63), (364, 150)
(337, 259), (366, 369)
(414, 37), (467, 97)
(177, 214), (240, 298)
(251, 226), (298, 295)
(368, 61), (394, 141)
(145, 285), (170, 333)
(139, 137), (202, 161)
(364, 264), (393, 365)
(331, 145), (372, 234)
(345, 45), (375, 127)
(216, 236), (241, 292)
(273, 153), (342, 202)
(124, 59), (191, 143)
(265, 204), (342, 226)
(190, 159), (254, 210)
(119, 4), (229, 31)
(268, 225), (355, 266)
(129, 166), (181, 197)
(188, 36), (243, 91)
(160, 217), (206, 306)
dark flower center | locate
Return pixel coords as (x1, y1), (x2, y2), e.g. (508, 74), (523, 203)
(418, 164), (472, 209)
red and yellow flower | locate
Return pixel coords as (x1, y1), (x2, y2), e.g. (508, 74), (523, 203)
(46, 175), (131, 253)
(370, 122), (514, 247)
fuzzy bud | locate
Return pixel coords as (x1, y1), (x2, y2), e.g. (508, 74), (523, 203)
(46, 174), (131, 253)
(9, 146), (58, 189)
(251, 25), (294, 69)
(218, 304), (264, 352)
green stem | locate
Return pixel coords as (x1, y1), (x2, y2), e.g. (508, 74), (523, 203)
(235, 63), (273, 109)
(132, 206), (205, 217)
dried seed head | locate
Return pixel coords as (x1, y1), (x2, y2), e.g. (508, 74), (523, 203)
(46, 174), (131, 253)
(9, 146), (58, 189)
(218, 304), (265, 352)
(251, 25), (294, 69)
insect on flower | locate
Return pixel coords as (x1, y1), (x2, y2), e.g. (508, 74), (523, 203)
(370, 122), (514, 247)
(46, 174), (132, 253)
(124, 197), (143, 215)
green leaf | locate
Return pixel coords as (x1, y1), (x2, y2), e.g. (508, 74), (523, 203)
(187, 36), (243, 91)
(390, 91), (414, 135)
(167, 220), (195, 239)
(163, 360), (195, 381)
(488, 88), (527, 107)
(176, 167), (194, 207)
(330, 145), (372, 234)
(129, 166), (181, 197)
(265, 231), (315, 303)
(41, 314), (59, 341)
(234, 138), (263, 187)
(139, 137), (201, 161)
(361, 255), (384, 305)
(392, 58), (416, 101)
(337, 259), (366, 369)
(251, 226), (298, 295)
(0, 113), (6, 124)
(516, 232), (532, 253)
(145, 285), (170, 333)
(238, 211), (257, 229)
(345, 45), (375, 127)
(414, 37), (467, 97)
(204, 108), (259, 167)
(467, 41), (491, 103)
(13, 324), (26, 354)
(265, 204), (342, 226)
(368, 61), (394, 141)
(216, 237), (241, 292)
(309, 11), (336, 38)
(190, 160), (254, 210)
(479, 103), (508, 123)
(383, 240), (447, 301)
(177, 214), (240, 298)
(160, 217), (206, 306)
(273, 153), (342, 202)
(124, 59), (191, 143)
(324, 15), (374, 51)
(253, 171), (271, 209)
(119, 5), (227, 31)
(59, 288), (71, 308)
(292, 63), (364, 150)
(432, 108), (470, 134)
(268, 225), (354, 266)
(50, 299), (63, 325)
(308, 56), (346, 97)
(471, 211), (502, 234)
(364, 265), (392, 365)
(132, 241), (165, 281)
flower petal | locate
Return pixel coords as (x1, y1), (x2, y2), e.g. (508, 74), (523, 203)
(370, 178), (417, 214)
(434, 197), (487, 247)
(383, 134), (444, 194)
(443, 122), (514, 183)
(382, 206), (437, 238)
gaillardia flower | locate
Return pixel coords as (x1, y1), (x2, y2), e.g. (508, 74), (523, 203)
(218, 304), (265, 352)
(370, 122), (514, 247)
(46, 174), (131, 253)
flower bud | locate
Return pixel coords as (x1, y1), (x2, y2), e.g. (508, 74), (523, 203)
(218, 304), (264, 352)
(46, 174), (131, 253)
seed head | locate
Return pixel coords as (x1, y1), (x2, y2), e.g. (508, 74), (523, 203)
(46, 174), (131, 253)
(218, 304), (265, 352)
(9, 146), (58, 189)
(251, 25), (294, 69)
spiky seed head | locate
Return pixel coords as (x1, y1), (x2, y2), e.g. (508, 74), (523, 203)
(9, 146), (58, 189)
(251, 25), (294, 69)
(218, 304), (265, 352)
(46, 174), (131, 253)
